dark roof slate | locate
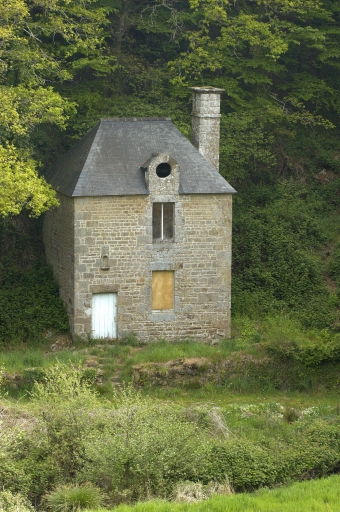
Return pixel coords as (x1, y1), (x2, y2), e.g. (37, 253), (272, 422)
(45, 118), (236, 196)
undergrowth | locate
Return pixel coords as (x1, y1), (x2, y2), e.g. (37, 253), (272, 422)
(90, 475), (340, 511)
(0, 366), (339, 510)
(0, 216), (69, 346)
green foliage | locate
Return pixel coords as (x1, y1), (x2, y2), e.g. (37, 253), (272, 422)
(0, 260), (69, 344)
(0, 215), (69, 345)
(328, 243), (340, 285)
(0, 491), (33, 512)
(265, 335), (340, 368)
(44, 483), (104, 512)
(0, 0), (112, 217)
(220, 112), (276, 183)
(82, 386), (211, 502)
(29, 364), (106, 478)
(232, 181), (337, 328)
(0, 363), (338, 508)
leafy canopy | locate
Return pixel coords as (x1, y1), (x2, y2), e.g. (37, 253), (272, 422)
(0, 0), (111, 217)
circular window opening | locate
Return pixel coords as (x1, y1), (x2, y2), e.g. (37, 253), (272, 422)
(156, 162), (171, 178)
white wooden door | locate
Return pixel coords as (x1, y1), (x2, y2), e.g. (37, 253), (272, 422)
(92, 293), (117, 339)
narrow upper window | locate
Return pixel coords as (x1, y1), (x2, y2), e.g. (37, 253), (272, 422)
(153, 203), (174, 242)
(152, 271), (174, 310)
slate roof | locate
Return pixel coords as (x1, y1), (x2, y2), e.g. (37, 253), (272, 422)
(45, 118), (236, 196)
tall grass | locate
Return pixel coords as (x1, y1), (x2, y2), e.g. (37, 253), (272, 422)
(125, 339), (245, 366)
(90, 474), (340, 511)
(0, 349), (87, 372)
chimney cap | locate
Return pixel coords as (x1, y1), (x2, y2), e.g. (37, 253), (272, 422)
(189, 86), (224, 94)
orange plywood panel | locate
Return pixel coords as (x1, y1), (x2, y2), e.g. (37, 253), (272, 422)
(152, 271), (174, 310)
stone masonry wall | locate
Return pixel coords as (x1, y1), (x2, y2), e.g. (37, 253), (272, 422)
(43, 193), (75, 331)
(73, 184), (232, 341)
(73, 195), (149, 337)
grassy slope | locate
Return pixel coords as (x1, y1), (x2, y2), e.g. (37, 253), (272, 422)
(2, 313), (340, 400)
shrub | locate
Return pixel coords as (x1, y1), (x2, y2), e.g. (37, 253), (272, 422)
(0, 491), (33, 512)
(3, 364), (340, 507)
(206, 441), (278, 491)
(0, 417), (33, 497)
(44, 483), (104, 512)
(198, 415), (340, 493)
(283, 407), (300, 423)
(0, 216), (69, 346)
(81, 386), (212, 502)
(28, 364), (107, 481)
(0, 262), (69, 345)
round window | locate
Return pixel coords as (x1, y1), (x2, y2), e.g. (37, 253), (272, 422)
(156, 162), (171, 178)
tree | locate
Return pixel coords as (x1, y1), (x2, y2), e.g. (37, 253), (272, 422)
(167, 0), (340, 181)
(0, 0), (112, 216)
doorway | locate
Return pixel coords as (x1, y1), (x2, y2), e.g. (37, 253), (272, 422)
(92, 292), (117, 338)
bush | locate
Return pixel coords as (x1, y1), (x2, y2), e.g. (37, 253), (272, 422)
(206, 441), (277, 491)
(0, 262), (69, 345)
(44, 483), (104, 512)
(81, 386), (212, 503)
(264, 336), (340, 367)
(202, 419), (340, 492)
(0, 216), (69, 346)
(0, 491), (33, 512)
(28, 364), (107, 481)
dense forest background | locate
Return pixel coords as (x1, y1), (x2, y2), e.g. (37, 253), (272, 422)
(1, 0), (340, 342)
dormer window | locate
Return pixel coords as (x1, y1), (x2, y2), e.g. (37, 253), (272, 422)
(153, 203), (174, 241)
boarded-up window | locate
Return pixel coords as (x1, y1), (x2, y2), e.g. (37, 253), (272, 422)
(153, 203), (174, 241)
(152, 271), (174, 310)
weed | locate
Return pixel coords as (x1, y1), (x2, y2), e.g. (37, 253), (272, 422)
(119, 332), (139, 347)
(173, 478), (233, 503)
(283, 407), (301, 423)
(95, 382), (113, 397)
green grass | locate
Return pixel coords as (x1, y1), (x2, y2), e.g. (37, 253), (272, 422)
(89, 474), (340, 511)
(126, 340), (221, 363)
(0, 348), (87, 372)
(143, 385), (340, 408)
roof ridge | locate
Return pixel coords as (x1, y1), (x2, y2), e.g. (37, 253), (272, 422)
(100, 117), (171, 122)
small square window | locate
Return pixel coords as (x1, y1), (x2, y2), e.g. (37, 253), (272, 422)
(152, 271), (174, 310)
(153, 203), (174, 242)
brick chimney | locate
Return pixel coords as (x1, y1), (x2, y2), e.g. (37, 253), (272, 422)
(190, 86), (224, 171)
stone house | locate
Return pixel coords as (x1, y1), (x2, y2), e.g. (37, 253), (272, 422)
(43, 87), (236, 341)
